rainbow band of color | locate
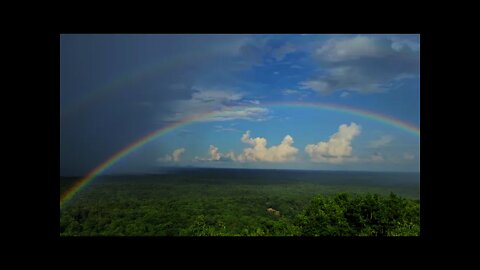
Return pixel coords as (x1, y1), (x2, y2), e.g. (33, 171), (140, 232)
(275, 101), (419, 136)
(60, 102), (420, 208)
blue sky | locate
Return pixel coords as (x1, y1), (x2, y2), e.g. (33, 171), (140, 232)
(60, 34), (420, 175)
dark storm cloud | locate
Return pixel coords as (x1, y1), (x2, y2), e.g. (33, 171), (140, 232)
(60, 34), (263, 175)
(61, 34), (256, 108)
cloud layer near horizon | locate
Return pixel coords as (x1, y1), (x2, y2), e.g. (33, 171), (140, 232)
(192, 123), (363, 164)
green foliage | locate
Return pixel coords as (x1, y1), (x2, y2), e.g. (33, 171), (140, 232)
(60, 175), (419, 236)
(296, 192), (419, 236)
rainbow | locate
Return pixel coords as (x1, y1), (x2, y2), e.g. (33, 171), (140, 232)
(60, 102), (420, 208)
(269, 101), (419, 136)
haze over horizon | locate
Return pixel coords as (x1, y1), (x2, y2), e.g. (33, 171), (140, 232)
(60, 34), (420, 176)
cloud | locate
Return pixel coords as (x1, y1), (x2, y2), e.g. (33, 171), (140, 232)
(390, 37), (420, 52)
(290, 64), (303, 69)
(315, 36), (388, 62)
(206, 107), (270, 122)
(192, 89), (243, 103)
(159, 148), (185, 162)
(300, 35), (419, 94)
(403, 153), (415, 160)
(223, 151), (238, 161)
(198, 131), (299, 163)
(208, 145), (221, 161)
(340, 92), (350, 98)
(235, 131), (299, 162)
(162, 88), (270, 123)
(61, 35), (253, 115)
(368, 135), (393, 148)
(241, 130), (253, 144)
(214, 125), (242, 133)
(172, 148), (186, 161)
(305, 123), (361, 163)
(282, 89), (301, 95)
(281, 89), (311, 100)
(371, 152), (384, 162)
(195, 145), (233, 162)
(272, 43), (296, 61)
(79, 35), (261, 112)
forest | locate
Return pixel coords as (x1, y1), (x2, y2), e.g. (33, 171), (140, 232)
(60, 169), (420, 236)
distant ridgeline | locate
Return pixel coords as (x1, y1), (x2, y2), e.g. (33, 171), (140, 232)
(60, 169), (419, 236)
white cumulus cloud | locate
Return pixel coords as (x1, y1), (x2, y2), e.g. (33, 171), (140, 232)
(208, 145), (222, 161)
(305, 123), (361, 163)
(236, 130), (299, 162)
(159, 148), (186, 162)
(195, 145), (228, 161)
(172, 148), (186, 161)
(223, 151), (238, 161)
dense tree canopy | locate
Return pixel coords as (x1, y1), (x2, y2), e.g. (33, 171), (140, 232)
(60, 175), (419, 236)
(297, 193), (419, 236)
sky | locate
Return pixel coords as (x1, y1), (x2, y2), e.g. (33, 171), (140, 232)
(60, 34), (420, 176)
